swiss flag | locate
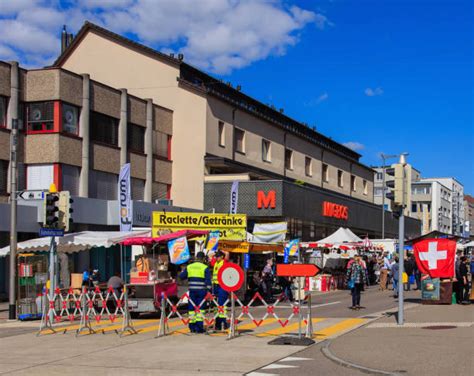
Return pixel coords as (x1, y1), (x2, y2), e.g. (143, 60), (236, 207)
(413, 238), (456, 278)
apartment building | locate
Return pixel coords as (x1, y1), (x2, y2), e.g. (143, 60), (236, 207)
(52, 22), (421, 240)
(421, 178), (465, 236)
(373, 164), (421, 217)
(464, 194), (474, 237)
(411, 180), (452, 235)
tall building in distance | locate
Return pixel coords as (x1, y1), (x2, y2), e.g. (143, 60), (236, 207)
(463, 194), (474, 237)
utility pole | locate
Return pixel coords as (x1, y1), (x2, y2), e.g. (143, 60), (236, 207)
(9, 118), (18, 320)
(397, 153), (408, 326)
(380, 153), (397, 239)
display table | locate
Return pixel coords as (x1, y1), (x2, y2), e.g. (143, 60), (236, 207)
(422, 280), (452, 305)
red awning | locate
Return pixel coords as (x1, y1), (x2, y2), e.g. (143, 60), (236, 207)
(120, 229), (209, 246)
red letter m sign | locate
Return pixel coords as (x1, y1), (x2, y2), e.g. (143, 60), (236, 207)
(257, 190), (276, 209)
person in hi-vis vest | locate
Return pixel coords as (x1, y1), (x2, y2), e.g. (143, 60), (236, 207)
(179, 252), (211, 333)
(210, 250), (230, 330)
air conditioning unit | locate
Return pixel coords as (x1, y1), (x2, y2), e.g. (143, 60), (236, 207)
(155, 199), (173, 206)
(28, 102), (54, 131)
(62, 104), (78, 134)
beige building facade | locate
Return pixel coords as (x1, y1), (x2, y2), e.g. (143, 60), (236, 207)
(0, 60), (172, 204)
(55, 22), (374, 211)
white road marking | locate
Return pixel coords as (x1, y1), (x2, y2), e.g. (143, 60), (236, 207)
(368, 322), (473, 328)
(262, 364), (298, 370)
(279, 356), (313, 362)
(247, 373), (279, 376)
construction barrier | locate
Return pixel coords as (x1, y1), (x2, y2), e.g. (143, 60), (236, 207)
(156, 289), (314, 340)
(37, 285), (136, 337)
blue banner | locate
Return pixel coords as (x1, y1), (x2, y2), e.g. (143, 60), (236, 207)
(168, 236), (190, 265)
(205, 230), (220, 253)
(283, 248), (289, 264)
(244, 253), (250, 269)
(118, 163), (132, 231)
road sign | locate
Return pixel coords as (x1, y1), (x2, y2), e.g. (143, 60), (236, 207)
(39, 228), (65, 237)
(276, 264), (320, 277)
(217, 263), (244, 292)
(17, 190), (45, 200)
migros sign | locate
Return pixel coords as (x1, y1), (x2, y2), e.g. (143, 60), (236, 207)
(257, 190), (276, 209)
(322, 201), (349, 220)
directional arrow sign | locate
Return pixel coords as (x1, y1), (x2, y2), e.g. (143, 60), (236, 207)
(276, 264), (320, 277)
(17, 190), (45, 200)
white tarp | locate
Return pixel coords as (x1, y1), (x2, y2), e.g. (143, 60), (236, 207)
(0, 230), (150, 257)
(316, 227), (362, 244)
(249, 222), (287, 243)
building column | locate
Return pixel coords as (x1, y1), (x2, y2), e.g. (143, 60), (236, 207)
(119, 89), (128, 167)
(6, 61), (19, 194)
(144, 99), (153, 202)
(79, 74), (90, 197)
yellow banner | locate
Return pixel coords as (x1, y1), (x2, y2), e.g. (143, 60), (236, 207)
(219, 240), (250, 253)
(152, 212), (247, 241)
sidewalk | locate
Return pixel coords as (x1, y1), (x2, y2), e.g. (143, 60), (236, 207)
(327, 302), (473, 375)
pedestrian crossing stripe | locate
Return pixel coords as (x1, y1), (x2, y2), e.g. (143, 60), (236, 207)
(313, 318), (366, 338)
(256, 318), (326, 337)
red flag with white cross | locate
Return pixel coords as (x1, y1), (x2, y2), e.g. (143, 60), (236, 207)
(413, 239), (456, 278)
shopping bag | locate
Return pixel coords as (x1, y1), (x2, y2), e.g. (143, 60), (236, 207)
(402, 272), (408, 284)
(409, 275), (415, 285)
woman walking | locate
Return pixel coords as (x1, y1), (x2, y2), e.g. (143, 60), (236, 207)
(346, 255), (367, 310)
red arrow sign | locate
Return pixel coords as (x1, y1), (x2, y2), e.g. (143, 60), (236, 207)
(276, 264), (320, 277)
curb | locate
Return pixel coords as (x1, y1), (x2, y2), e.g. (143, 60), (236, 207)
(319, 303), (419, 375)
(321, 340), (402, 376)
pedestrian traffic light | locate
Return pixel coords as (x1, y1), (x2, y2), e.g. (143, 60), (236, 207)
(58, 191), (74, 232)
(43, 193), (60, 228)
(385, 163), (405, 208)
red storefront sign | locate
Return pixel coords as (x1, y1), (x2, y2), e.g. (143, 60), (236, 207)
(257, 190), (276, 209)
(322, 201), (348, 220)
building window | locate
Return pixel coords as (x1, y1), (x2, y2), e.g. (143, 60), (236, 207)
(0, 96), (7, 128)
(262, 139), (271, 162)
(412, 203), (417, 213)
(285, 149), (293, 170)
(376, 172), (383, 180)
(90, 112), (118, 146)
(363, 179), (368, 195)
(27, 101), (55, 133)
(235, 128), (245, 154)
(337, 170), (343, 188)
(88, 169), (117, 200)
(218, 121), (225, 147)
(27, 164), (54, 190)
(374, 187), (383, 196)
(153, 131), (170, 159)
(131, 178), (145, 200)
(128, 123), (145, 153)
(305, 157), (312, 177)
(427, 204), (431, 212)
(152, 182), (170, 201)
(62, 103), (79, 135)
(62, 164), (80, 196)
(351, 175), (356, 192)
(322, 163), (329, 182)
(0, 160), (8, 193)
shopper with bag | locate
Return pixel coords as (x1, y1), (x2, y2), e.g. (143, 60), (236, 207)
(346, 255), (367, 310)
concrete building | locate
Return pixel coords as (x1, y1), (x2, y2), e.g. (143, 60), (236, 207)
(373, 164), (421, 217)
(411, 180), (452, 235)
(51, 22), (421, 240)
(463, 194), (474, 237)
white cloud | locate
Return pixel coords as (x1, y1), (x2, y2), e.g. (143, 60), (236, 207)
(343, 141), (365, 151)
(304, 92), (328, 107)
(365, 87), (384, 97)
(0, 0), (327, 73)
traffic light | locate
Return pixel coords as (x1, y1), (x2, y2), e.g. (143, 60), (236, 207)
(58, 191), (74, 232)
(385, 163), (405, 208)
(43, 193), (60, 228)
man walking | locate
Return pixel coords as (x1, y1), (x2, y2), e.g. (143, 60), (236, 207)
(179, 252), (212, 333)
(379, 252), (391, 291)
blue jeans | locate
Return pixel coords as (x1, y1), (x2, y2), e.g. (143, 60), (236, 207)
(188, 289), (206, 333)
(213, 285), (229, 330)
(393, 279), (399, 295)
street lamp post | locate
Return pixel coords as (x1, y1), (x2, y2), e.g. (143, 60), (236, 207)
(380, 153), (398, 239)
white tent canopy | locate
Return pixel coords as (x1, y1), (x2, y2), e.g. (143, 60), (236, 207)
(0, 230), (150, 257)
(316, 227), (362, 244)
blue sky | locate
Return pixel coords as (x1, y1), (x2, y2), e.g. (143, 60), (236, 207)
(1, 0), (472, 191)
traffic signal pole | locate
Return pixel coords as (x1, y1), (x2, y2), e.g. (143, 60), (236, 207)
(8, 119), (18, 320)
(48, 236), (56, 322)
(398, 209), (405, 325)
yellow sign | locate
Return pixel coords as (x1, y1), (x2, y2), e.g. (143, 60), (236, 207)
(152, 212), (247, 241)
(219, 240), (250, 253)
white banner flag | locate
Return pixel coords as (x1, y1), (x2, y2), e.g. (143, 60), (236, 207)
(118, 163), (133, 231)
(251, 222), (287, 243)
(230, 181), (239, 214)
